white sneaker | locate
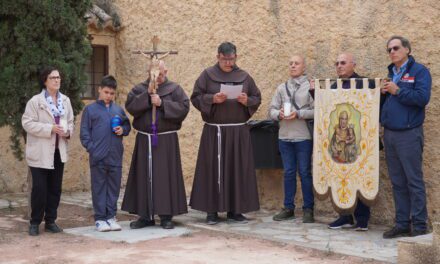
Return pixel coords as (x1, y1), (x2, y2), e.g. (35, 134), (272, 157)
(106, 218), (122, 231)
(95, 220), (111, 232)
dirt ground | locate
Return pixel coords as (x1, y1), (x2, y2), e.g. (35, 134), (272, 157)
(0, 204), (384, 264)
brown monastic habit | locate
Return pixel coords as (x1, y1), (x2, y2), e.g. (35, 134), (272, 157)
(190, 63), (261, 213)
(122, 78), (189, 218)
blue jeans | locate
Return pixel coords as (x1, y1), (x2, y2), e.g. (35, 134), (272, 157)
(384, 126), (427, 231)
(278, 140), (314, 210)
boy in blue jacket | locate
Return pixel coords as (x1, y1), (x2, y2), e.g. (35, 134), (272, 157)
(80, 75), (131, 232)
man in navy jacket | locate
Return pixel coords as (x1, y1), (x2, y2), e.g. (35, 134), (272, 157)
(381, 36), (431, 239)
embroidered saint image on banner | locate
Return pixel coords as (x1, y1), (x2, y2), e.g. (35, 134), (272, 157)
(328, 104), (361, 164)
(312, 78), (381, 212)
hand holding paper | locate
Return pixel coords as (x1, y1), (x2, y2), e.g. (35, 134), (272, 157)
(213, 92), (227, 104)
(220, 84), (243, 99)
(237, 92), (248, 106)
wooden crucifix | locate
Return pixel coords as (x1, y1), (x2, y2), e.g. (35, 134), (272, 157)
(132, 35), (178, 146)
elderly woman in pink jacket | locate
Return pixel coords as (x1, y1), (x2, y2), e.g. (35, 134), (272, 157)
(22, 66), (74, 236)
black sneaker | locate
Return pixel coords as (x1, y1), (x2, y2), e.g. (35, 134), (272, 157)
(29, 224), (39, 236)
(411, 229), (428, 237)
(354, 222), (369, 231)
(45, 223), (63, 233)
(227, 212), (248, 223)
(328, 215), (355, 229)
(129, 217), (155, 229)
(206, 212), (219, 225)
(272, 208), (295, 221)
(383, 226), (411, 239)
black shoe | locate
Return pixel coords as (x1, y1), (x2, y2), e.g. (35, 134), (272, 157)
(354, 222), (369, 231)
(160, 220), (175, 229)
(411, 229), (428, 237)
(227, 212), (248, 223)
(383, 226), (411, 239)
(130, 218), (155, 229)
(302, 208), (314, 223)
(272, 208), (295, 221)
(29, 224), (39, 236)
(45, 223), (63, 233)
(206, 212), (219, 225)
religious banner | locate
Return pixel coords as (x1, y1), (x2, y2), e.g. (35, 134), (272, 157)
(312, 78), (381, 211)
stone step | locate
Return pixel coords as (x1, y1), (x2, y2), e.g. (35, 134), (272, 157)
(397, 222), (440, 264)
(434, 222), (440, 246)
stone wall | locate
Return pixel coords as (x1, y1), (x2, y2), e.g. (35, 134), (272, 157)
(1, 0), (439, 225)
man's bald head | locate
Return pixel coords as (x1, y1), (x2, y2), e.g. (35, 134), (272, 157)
(289, 55), (306, 78)
(335, 53), (356, 78)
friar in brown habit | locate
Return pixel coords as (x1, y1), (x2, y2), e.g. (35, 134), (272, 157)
(122, 60), (189, 229)
(190, 42), (261, 224)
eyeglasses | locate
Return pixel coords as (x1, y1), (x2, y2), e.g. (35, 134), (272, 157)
(48, 76), (61, 80)
(387, 46), (401, 53)
(219, 57), (236, 63)
(335, 61), (347, 66)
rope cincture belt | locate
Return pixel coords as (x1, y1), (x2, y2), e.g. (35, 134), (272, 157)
(137, 130), (178, 219)
(205, 122), (246, 193)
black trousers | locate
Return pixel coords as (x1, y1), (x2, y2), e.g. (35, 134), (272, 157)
(29, 149), (64, 225)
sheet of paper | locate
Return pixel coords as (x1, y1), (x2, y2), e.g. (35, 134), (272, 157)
(220, 84), (243, 99)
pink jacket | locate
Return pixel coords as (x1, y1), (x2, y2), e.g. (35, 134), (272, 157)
(22, 90), (74, 169)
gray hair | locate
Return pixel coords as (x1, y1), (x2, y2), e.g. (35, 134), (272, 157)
(387, 35), (411, 54)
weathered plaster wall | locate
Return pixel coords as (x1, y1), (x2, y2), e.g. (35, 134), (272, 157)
(1, 0), (439, 224)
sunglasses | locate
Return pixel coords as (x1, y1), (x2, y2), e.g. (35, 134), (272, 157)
(387, 46), (401, 53)
(334, 61), (347, 66)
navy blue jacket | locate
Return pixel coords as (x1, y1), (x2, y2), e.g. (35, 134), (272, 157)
(380, 56), (431, 130)
(80, 100), (131, 167)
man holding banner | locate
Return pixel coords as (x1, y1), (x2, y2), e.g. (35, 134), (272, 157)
(327, 53), (371, 231)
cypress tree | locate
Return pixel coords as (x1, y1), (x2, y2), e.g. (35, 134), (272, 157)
(0, 0), (92, 159)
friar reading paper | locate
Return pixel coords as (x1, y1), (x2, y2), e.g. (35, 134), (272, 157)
(189, 42), (261, 224)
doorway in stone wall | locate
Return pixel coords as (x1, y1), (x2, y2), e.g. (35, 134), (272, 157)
(83, 45), (109, 99)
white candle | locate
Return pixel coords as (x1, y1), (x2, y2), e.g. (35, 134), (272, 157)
(59, 118), (68, 134)
(283, 102), (291, 116)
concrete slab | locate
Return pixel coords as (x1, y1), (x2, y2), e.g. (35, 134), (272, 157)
(398, 233), (433, 245)
(183, 210), (399, 263)
(0, 199), (9, 209)
(64, 221), (192, 243)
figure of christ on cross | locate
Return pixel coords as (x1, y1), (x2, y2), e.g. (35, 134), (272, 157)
(132, 35), (178, 146)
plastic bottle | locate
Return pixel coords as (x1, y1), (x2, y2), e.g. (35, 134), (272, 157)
(111, 115), (122, 132)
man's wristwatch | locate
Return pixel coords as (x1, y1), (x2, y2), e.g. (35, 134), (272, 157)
(395, 87), (400, 95)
